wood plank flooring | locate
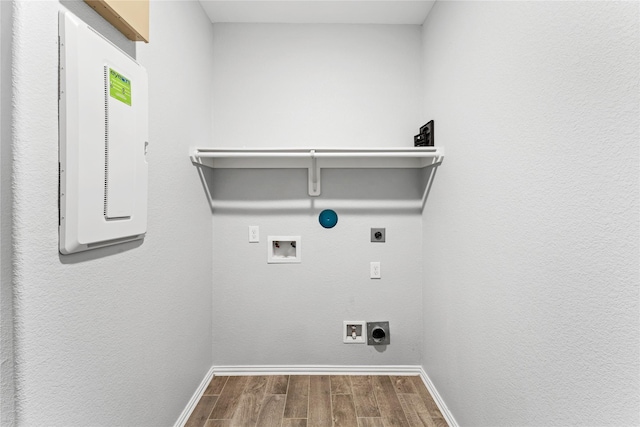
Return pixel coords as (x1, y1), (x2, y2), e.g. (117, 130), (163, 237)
(185, 375), (448, 427)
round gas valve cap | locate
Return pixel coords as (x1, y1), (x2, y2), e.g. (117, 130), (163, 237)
(318, 209), (338, 228)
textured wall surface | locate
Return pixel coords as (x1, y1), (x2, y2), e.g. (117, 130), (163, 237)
(209, 23), (425, 366)
(10, 1), (213, 425)
(210, 169), (425, 366)
(420, 2), (639, 426)
(212, 23), (422, 148)
(0, 1), (15, 425)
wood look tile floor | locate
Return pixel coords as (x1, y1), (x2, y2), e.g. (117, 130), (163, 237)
(185, 375), (448, 427)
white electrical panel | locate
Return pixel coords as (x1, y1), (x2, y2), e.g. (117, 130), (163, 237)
(59, 10), (148, 254)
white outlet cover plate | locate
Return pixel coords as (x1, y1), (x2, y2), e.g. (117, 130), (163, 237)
(343, 321), (366, 344)
(249, 226), (259, 243)
(370, 262), (381, 279)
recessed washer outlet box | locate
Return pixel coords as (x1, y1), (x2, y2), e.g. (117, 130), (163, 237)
(267, 236), (301, 263)
(367, 321), (390, 345)
(343, 321), (366, 344)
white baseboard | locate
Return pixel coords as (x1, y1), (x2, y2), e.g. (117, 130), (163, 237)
(212, 364), (423, 376)
(418, 367), (459, 427)
(173, 366), (214, 427)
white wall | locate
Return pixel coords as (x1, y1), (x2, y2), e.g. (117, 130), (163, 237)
(10, 1), (213, 425)
(0, 1), (15, 425)
(212, 23), (422, 147)
(420, 2), (639, 426)
(210, 23), (425, 366)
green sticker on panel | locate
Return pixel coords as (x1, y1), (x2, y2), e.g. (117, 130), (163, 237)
(109, 68), (131, 106)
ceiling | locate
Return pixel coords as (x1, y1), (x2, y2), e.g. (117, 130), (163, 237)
(198, 1), (436, 25)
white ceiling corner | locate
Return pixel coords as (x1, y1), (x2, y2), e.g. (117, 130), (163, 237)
(198, 1), (436, 25)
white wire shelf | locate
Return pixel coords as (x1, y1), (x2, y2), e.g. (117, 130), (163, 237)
(190, 147), (444, 196)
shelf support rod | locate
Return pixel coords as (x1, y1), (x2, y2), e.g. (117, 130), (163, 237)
(308, 150), (321, 197)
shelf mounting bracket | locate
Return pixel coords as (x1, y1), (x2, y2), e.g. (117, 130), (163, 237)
(308, 149), (321, 196)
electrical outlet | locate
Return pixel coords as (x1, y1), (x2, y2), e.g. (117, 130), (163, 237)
(370, 262), (381, 279)
(371, 228), (385, 242)
(343, 321), (366, 344)
(248, 226), (259, 243)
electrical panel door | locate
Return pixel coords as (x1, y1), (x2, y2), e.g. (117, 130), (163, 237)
(59, 10), (148, 254)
